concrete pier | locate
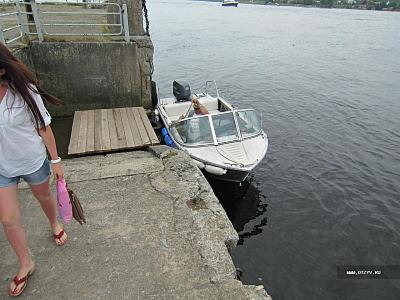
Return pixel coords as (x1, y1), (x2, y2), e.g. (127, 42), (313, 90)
(2, 3), (154, 115)
(0, 147), (271, 299)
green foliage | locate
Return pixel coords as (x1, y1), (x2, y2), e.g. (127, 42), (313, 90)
(319, 0), (333, 7)
(101, 25), (111, 34)
(43, 35), (112, 43)
(0, 4), (13, 12)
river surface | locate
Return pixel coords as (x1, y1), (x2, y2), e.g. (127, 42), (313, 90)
(147, 1), (400, 299)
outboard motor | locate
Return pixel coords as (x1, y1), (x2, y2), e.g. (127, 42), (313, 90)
(173, 80), (191, 102)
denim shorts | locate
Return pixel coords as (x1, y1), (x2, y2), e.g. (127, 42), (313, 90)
(0, 159), (51, 188)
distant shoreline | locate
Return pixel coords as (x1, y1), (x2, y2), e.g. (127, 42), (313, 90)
(194, 0), (400, 12)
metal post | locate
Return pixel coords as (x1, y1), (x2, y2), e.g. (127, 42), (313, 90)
(208, 115), (218, 146)
(122, 4), (130, 42)
(15, 0), (26, 35)
(213, 80), (219, 98)
(25, 0), (35, 34)
(0, 23), (6, 44)
(30, 0), (43, 42)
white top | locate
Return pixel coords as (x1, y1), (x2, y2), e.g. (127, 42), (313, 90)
(0, 86), (51, 177)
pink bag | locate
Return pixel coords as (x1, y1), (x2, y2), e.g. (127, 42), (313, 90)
(56, 178), (73, 224)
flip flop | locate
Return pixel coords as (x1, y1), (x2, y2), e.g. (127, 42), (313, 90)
(53, 229), (67, 246)
(8, 264), (35, 297)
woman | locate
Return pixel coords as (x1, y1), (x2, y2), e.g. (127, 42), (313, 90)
(0, 43), (67, 297)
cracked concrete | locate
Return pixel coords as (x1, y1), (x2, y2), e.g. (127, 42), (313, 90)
(0, 147), (271, 299)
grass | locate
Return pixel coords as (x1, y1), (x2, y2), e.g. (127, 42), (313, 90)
(101, 24), (111, 34)
(0, 4), (13, 12)
(163, 150), (178, 159)
(43, 35), (114, 42)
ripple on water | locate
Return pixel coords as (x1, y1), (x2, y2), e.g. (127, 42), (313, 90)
(149, 1), (400, 299)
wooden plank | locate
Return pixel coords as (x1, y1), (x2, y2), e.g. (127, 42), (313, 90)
(120, 108), (135, 148)
(69, 106), (157, 156)
(94, 109), (102, 151)
(76, 111), (88, 154)
(68, 111), (82, 155)
(107, 109), (119, 150)
(138, 107), (159, 145)
(113, 108), (127, 148)
(127, 107), (143, 146)
(101, 109), (111, 151)
(132, 107), (151, 145)
(86, 109), (95, 152)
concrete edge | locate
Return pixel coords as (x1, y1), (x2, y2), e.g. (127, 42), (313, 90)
(148, 145), (272, 299)
(18, 151), (164, 190)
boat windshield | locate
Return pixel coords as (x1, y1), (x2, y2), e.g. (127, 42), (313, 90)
(170, 115), (214, 145)
(211, 112), (239, 143)
(170, 109), (261, 146)
(235, 110), (262, 138)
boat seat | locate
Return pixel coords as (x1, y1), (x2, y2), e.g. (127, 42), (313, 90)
(163, 98), (219, 119)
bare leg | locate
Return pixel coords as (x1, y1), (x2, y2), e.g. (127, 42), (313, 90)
(29, 179), (67, 246)
(0, 185), (35, 294)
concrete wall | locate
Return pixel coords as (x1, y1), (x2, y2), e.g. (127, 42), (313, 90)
(16, 38), (153, 116)
(10, 0), (154, 117)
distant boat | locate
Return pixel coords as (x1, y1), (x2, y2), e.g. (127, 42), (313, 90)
(222, 1), (239, 7)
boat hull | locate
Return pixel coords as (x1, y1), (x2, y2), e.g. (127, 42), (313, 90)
(202, 167), (250, 183)
(157, 130), (267, 183)
(222, 3), (239, 7)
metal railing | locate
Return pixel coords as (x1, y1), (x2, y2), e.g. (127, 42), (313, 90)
(0, 1), (26, 44)
(0, 1), (130, 45)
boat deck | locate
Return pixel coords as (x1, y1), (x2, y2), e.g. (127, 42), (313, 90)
(68, 107), (159, 156)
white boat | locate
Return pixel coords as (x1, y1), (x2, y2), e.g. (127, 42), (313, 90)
(156, 81), (268, 182)
(222, 1), (239, 7)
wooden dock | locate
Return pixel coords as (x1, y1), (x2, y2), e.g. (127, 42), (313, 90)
(68, 107), (159, 156)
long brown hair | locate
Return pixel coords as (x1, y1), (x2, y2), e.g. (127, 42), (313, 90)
(0, 42), (63, 129)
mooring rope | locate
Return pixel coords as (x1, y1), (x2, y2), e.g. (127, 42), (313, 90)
(142, 0), (150, 36)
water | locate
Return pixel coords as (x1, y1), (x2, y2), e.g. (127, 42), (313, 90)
(148, 1), (400, 299)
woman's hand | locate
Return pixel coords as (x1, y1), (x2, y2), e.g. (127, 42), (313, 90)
(38, 126), (63, 178)
(51, 163), (64, 179)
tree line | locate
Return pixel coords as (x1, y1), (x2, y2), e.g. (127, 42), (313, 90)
(246, 0), (400, 10)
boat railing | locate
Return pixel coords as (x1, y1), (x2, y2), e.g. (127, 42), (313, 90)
(175, 109), (231, 123)
(205, 80), (219, 98)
